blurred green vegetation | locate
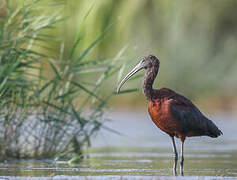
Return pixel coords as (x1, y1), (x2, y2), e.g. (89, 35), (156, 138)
(3, 0), (236, 108)
(0, 0), (236, 161)
(50, 0), (237, 109)
(0, 0), (138, 160)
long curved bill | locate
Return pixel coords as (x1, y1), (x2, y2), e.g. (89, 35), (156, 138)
(117, 62), (144, 94)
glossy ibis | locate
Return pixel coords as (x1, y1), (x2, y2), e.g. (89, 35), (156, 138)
(117, 55), (223, 176)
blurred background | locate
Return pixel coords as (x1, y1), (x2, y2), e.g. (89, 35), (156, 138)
(0, 0), (237, 178)
(54, 0), (237, 111)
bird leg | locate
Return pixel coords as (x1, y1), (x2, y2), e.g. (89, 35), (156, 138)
(171, 136), (178, 176)
(180, 140), (184, 176)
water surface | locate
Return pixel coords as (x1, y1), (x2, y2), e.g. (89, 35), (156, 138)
(0, 111), (236, 179)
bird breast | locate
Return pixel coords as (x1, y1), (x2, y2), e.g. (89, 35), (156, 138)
(148, 98), (182, 137)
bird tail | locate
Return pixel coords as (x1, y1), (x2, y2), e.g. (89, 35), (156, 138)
(206, 119), (223, 138)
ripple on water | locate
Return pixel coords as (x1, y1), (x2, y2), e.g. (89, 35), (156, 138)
(0, 175), (237, 180)
(0, 113), (236, 179)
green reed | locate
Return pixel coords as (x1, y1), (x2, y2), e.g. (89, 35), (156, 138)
(0, 0), (135, 161)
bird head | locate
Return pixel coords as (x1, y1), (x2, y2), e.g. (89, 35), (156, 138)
(117, 54), (159, 93)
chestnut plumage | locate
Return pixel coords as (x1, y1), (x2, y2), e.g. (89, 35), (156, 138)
(117, 54), (222, 176)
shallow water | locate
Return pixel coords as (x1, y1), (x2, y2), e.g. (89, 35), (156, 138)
(0, 111), (237, 180)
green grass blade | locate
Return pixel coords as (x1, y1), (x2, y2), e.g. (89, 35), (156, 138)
(48, 59), (62, 80)
(71, 81), (102, 101)
(115, 88), (139, 94)
(69, 3), (94, 59)
(75, 23), (113, 63)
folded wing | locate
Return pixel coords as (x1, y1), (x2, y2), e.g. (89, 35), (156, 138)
(170, 96), (222, 138)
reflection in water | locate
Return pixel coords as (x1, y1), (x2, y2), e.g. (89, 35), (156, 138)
(0, 111), (237, 179)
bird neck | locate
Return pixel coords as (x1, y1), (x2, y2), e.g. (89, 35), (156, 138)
(143, 66), (159, 100)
